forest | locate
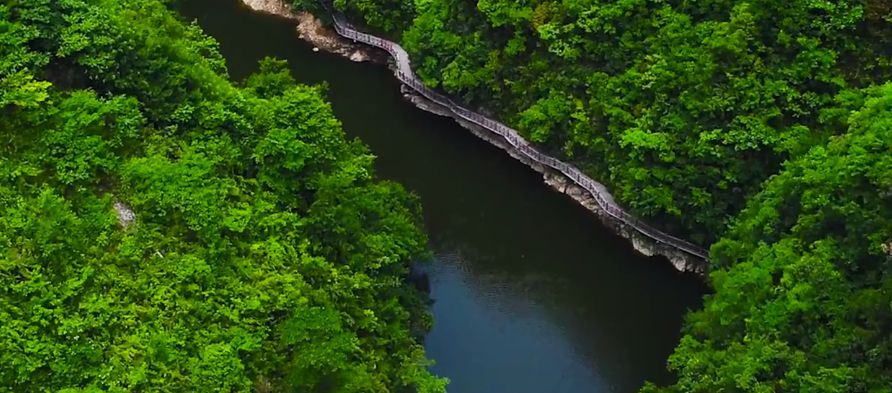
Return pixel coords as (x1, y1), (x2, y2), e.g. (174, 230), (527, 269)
(0, 0), (446, 391)
(3, 0), (891, 391)
(306, 0), (892, 391)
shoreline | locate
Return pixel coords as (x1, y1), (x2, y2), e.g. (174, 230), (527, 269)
(238, 0), (709, 275)
(242, 0), (377, 62)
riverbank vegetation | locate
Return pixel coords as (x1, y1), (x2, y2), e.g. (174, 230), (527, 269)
(313, 0), (892, 391)
(0, 1), (446, 391)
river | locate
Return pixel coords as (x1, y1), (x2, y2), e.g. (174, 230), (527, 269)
(178, 1), (705, 391)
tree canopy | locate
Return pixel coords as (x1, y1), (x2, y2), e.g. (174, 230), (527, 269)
(646, 82), (892, 392)
(301, 0), (892, 390)
(0, 1), (445, 392)
(323, 0), (892, 244)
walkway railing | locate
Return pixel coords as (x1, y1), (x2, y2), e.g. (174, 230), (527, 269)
(329, 12), (710, 261)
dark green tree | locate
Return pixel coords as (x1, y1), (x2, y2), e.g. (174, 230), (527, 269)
(0, 1), (446, 391)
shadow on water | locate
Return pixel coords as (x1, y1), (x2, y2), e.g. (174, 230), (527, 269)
(178, 1), (706, 392)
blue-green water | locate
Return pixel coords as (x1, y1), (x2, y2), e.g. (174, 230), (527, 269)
(179, 2), (705, 391)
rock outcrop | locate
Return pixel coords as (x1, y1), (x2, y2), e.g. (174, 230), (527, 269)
(241, 0), (375, 62)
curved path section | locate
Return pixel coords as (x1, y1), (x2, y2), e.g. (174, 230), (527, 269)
(329, 13), (710, 261)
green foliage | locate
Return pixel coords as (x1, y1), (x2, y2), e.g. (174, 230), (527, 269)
(289, 0), (414, 34)
(0, 1), (444, 392)
(335, 0), (892, 390)
(347, 0), (892, 244)
(336, 0), (416, 33)
(647, 83), (892, 392)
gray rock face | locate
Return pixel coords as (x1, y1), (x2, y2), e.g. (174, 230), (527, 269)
(240, 0), (378, 63)
(114, 201), (136, 229)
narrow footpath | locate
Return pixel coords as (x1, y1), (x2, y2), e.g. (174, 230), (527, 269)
(327, 12), (710, 262)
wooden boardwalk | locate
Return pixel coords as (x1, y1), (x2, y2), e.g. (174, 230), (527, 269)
(329, 13), (710, 261)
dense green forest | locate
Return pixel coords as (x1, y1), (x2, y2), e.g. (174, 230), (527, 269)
(306, 0), (892, 391)
(0, 0), (446, 391)
(326, 0), (892, 245)
(4, 0), (891, 391)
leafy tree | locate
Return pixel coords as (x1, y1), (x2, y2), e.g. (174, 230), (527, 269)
(0, 1), (446, 392)
(328, 0), (892, 389)
(339, 0), (892, 244)
(644, 83), (892, 392)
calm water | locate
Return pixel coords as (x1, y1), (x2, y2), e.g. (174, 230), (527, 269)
(178, 2), (705, 391)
